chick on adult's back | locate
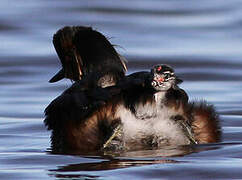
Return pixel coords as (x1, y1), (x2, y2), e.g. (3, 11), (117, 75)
(45, 64), (221, 153)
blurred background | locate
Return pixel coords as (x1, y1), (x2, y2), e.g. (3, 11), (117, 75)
(1, 0), (242, 59)
(1, 0), (242, 179)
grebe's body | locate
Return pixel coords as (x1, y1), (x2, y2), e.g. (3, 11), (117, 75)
(45, 65), (220, 153)
(45, 26), (220, 153)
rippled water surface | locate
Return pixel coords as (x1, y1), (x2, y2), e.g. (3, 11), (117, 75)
(1, 0), (242, 179)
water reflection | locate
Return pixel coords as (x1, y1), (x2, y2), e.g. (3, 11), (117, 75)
(45, 143), (229, 180)
(52, 159), (180, 172)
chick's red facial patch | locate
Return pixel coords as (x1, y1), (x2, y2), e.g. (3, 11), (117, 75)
(157, 66), (162, 72)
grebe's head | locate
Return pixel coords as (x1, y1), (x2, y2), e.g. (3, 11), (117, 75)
(151, 64), (182, 91)
(49, 26), (127, 83)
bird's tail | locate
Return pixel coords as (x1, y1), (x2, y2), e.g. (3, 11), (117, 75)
(189, 101), (221, 143)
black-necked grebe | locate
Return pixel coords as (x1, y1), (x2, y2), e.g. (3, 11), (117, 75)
(49, 26), (127, 88)
(44, 27), (221, 153)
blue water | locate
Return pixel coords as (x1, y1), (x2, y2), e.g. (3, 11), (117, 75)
(1, 0), (242, 179)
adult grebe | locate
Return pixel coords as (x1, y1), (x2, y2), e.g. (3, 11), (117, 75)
(45, 26), (221, 153)
(49, 26), (127, 88)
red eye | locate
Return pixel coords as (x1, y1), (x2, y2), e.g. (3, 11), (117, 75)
(157, 66), (162, 72)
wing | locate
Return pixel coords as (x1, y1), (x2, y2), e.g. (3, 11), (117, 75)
(44, 88), (113, 153)
(45, 71), (152, 153)
(49, 26), (127, 83)
(45, 71), (150, 131)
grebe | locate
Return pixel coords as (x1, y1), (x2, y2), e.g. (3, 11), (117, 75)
(49, 26), (127, 88)
(45, 26), (221, 153)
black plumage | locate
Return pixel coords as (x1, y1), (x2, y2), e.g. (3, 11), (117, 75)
(49, 26), (127, 88)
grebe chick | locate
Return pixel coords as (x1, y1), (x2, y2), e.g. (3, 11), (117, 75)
(49, 26), (127, 89)
(45, 64), (221, 153)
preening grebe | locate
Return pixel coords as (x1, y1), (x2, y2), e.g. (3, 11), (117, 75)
(49, 26), (127, 88)
(44, 26), (221, 153)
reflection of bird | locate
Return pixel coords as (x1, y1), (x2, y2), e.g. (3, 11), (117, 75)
(45, 26), (221, 154)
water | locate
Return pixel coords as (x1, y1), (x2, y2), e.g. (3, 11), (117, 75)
(1, 0), (242, 179)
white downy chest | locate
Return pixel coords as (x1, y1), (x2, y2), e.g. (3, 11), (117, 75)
(117, 91), (190, 148)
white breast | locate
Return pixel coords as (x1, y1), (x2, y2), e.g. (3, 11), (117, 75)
(117, 91), (190, 149)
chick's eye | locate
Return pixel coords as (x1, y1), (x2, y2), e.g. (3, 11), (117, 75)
(164, 73), (171, 78)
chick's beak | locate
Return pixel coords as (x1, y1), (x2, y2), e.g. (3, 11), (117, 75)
(151, 75), (165, 87)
